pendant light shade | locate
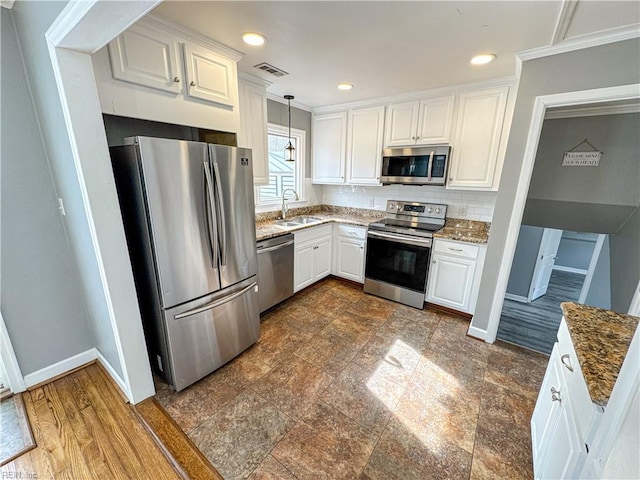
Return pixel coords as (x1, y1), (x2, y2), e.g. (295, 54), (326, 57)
(284, 95), (295, 162)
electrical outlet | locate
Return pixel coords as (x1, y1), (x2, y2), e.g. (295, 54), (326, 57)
(369, 198), (375, 207)
(459, 205), (467, 217)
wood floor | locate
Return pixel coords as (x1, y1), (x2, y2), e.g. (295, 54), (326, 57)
(0, 363), (181, 480)
(497, 270), (585, 354)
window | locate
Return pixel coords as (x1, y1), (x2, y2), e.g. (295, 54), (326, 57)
(256, 124), (305, 206)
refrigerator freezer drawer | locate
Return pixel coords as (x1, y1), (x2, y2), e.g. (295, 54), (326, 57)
(164, 276), (260, 391)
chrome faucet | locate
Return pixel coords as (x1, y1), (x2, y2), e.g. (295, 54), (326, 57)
(281, 188), (299, 219)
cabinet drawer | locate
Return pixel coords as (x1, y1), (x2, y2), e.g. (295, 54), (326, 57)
(335, 224), (366, 240)
(294, 224), (332, 245)
(433, 239), (479, 259)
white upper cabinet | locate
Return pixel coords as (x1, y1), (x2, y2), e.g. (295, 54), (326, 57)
(238, 78), (269, 185)
(384, 95), (454, 147)
(346, 106), (385, 185)
(96, 16), (241, 132)
(108, 22), (182, 94)
(447, 87), (509, 190)
(312, 112), (347, 184)
(183, 41), (236, 107)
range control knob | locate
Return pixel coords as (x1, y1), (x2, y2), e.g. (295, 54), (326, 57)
(388, 203), (395, 210)
(435, 207), (442, 214)
(427, 207), (434, 214)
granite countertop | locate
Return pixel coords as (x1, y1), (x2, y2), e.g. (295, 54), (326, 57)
(255, 206), (385, 241)
(561, 302), (639, 407)
(433, 218), (491, 244)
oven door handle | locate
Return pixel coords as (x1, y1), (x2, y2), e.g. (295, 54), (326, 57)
(367, 231), (432, 247)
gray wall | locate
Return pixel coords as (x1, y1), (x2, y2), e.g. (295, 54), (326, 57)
(584, 236), (611, 310)
(0, 8), (95, 375)
(505, 225), (544, 298)
(473, 38), (640, 333)
(528, 114), (640, 207)
(267, 99), (312, 178)
(609, 208), (640, 312)
(9, 1), (123, 376)
(556, 231), (598, 271)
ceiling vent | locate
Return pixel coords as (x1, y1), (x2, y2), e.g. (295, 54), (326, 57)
(254, 62), (289, 77)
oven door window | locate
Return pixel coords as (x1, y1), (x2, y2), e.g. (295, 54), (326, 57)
(365, 236), (430, 292)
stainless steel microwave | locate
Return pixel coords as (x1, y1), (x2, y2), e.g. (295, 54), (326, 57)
(380, 145), (451, 186)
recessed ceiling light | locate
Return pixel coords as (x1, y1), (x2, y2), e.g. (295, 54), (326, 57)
(242, 32), (266, 46)
(470, 53), (496, 65)
(337, 83), (354, 91)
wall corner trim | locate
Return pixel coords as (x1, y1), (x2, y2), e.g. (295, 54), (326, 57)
(467, 325), (488, 342)
(95, 349), (130, 400)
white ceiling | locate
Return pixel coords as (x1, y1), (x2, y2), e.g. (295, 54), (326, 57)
(153, 1), (640, 108)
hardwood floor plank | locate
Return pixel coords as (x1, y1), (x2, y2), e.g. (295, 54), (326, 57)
(83, 365), (179, 480)
(1, 365), (180, 480)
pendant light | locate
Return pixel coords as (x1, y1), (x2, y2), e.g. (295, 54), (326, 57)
(284, 94), (295, 162)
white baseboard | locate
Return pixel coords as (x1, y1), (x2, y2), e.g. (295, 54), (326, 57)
(467, 325), (487, 341)
(504, 293), (530, 303)
(95, 349), (130, 400)
(24, 348), (96, 388)
(553, 265), (588, 275)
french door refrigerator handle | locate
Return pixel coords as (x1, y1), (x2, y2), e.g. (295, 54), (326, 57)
(203, 161), (218, 267)
(211, 160), (228, 267)
(174, 282), (257, 320)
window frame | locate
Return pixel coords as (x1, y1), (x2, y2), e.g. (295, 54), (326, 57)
(255, 123), (306, 210)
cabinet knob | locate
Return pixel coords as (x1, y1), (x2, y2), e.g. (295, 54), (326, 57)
(190, 81), (196, 87)
(550, 387), (561, 402)
(173, 77), (180, 83)
(416, 136), (420, 140)
(360, 246), (364, 250)
(411, 136), (416, 140)
(432, 260), (436, 264)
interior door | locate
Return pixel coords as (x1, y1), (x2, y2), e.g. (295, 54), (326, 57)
(529, 228), (563, 301)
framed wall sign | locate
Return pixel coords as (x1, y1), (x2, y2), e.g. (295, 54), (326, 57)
(562, 139), (603, 167)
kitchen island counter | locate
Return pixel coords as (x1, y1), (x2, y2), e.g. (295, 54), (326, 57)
(561, 302), (639, 407)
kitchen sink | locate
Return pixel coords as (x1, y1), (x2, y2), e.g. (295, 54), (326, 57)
(291, 216), (322, 225)
(274, 216), (323, 228)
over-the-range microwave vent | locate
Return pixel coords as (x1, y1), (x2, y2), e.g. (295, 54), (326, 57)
(253, 62), (289, 77)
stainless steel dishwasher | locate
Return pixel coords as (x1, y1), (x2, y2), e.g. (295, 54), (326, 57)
(257, 234), (294, 313)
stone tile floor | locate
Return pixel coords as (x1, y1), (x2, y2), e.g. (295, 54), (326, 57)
(155, 277), (548, 480)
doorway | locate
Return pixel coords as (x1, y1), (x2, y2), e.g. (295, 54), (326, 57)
(497, 226), (608, 353)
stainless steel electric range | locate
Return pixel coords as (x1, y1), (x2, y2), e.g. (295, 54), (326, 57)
(364, 200), (447, 309)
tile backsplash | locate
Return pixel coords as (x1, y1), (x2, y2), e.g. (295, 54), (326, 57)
(322, 184), (497, 222)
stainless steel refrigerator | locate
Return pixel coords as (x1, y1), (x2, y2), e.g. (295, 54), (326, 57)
(110, 136), (259, 391)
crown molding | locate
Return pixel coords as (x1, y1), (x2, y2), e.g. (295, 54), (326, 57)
(311, 75), (518, 114)
(551, 0), (578, 45)
(545, 102), (640, 119)
(518, 23), (640, 62)
(142, 13), (244, 61)
(266, 92), (312, 112)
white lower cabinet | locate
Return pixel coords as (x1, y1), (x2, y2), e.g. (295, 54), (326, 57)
(426, 239), (485, 314)
(531, 318), (599, 479)
(294, 225), (333, 292)
(333, 225), (366, 283)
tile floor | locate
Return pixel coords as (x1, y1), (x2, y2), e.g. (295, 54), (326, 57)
(155, 277), (548, 480)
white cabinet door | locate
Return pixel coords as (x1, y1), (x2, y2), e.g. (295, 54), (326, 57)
(314, 236), (333, 280)
(312, 112), (347, 184)
(183, 41), (238, 108)
(347, 106), (385, 185)
(385, 101), (419, 147)
(538, 404), (586, 480)
(532, 346), (564, 471)
(448, 87), (508, 190)
(426, 253), (476, 312)
(335, 237), (365, 283)
(238, 80), (269, 185)
(416, 96), (455, 145)
(108, 23), (182, 94)
(294, 242), (315, 292)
